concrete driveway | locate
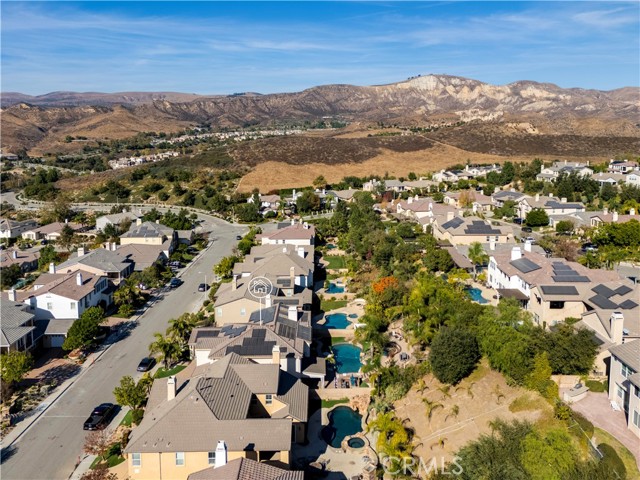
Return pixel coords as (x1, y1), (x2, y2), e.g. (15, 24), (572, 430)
(0, 216), (247, 480)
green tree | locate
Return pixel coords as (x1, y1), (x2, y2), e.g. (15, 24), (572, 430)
(1, 264), (22, 289)
(214, 255), (239, 279)
(148, 333), (181, 370)
(526, 208), (549, 227)
(62, 307), (105, 351)
(296, 190), (321, 213)
(312, 175), (327, 189)
(58, 224), (76, 251)
(467, 242), (488, 279)
(521, 429), (577, 480)
(555, 220), (574, 235)
(524, 351), (556, 399)
(430, 327), (480, 384)
(113, 375), (147, 409)
(0, 350), (33, 385)
(38, 245), (60, 270)
(167, 313), (198, 351)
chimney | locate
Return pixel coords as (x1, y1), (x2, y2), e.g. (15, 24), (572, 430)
(291, 218), (295, 226)
(265, 294), (272, 308)
(524, 240), (532, 252)
(12, 250), (17, 259)
(136, 218), (142, 226)
(429, 202), (433, 211)
(155, 219), (160, 224)
(8, 288), (16, 302)
(232, 275), (238, 291)
(78, 246), (85, 257)
(510, 187), (515, 192)
(511, 247), (522, 261)
(49, 262), (56, 274)
(630, 208), (636, 216)
(76, 273), (83, 286)
(535, 193), (540, 202)
(613, 211), (619, 222)
(564, 160), (568, 165)
(408, 197), (413, 204)
(282, 246), (287, 253)
(288, 305), (298, 321)
(297, 247), (305, 258)
(122, 208), (126, 214)
(610, 312), (624, 344)
(322, 188), (326, 195)
(446, 211), (454, 222)
(489, 240), (496, 251)
(290, 266), (295, 287)
(65, 218), (68, 224)
(457, 209), (464, 217)
(214, 440), (227, 468)
(167, 375), (176, 401)
(604, 206), (609, 215)
(560, 197), (567, 204)
(272, 345), (282, 365)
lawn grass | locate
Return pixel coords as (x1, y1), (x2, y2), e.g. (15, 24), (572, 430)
(324, 255), (346, 270)
(154, 364), (186, 378)
(321, 398), (349, 408)
(466, 361), (489, 383)
(509, 393), (549, 413)
(331, 336), (347, 345)
(119, 409), (132, 427)
(90, 444), (126, 469)
(326, 273), (340, 280)
(322, 299), (348, 312)
(593, 427), (640, 479)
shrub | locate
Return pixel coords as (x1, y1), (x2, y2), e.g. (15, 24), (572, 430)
(570, 411), (594, 439)
(429, 327), (480, 385)
(585, 380), (606, 393)
(598, 443), (626, 479)
(131, 408), (144, 426)
(118, 304), (134, 317)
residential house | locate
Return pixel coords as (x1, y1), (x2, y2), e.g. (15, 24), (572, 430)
(593, 172), (628, 187)
(0, 300), (37, 354)
(113, 243), (168, 272)
(1, 249), (39, 273)
(589, 210), (638, 228)
(608, 341), (640, 439)
(402, 179), (438, 191)
(95, 211), (141, 232)
(259, 221), (315, 247)
(432, 214), (514, 245)
(56, 247), (133, 284)
(0, 218), (38, 239)
(491, 190), (529, 209)
(8, 269), (114, 347)
(189, 304), (312, 376)
(608, 160), (639, 174)
(177, 230), (195, 246)
(518, 194), (585, 219)
(22, 221), (83, 242)
(233, 248), (314, 289)
(187, 457), (304, 480)
(536, 160), (593, 182)
(443, 191), (493, 212)
(123, 353), (308, 479)
(625, 172), (640, 187)
(331, 188), (359, 203)
(120, 221), (176, 257)
(213, 275), (312, 325)
(247, 194), (281, 211)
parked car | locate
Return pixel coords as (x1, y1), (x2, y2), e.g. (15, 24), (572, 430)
(235, 235), (243, 241)
(513, 217), (523, 225)
(198, 283), (208, 292)
(137, 357), (156, 372)
(521, 227), (533, 233)
(168, 278), (183, 288)
(169, 261), (182, 269)
(83, 403), (115, 431)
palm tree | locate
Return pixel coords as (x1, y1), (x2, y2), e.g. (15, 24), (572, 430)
(416, 378), (429, 394)
(430, 437), (448, 450)
(149, 333), (181, 370)
(422, 399), (443, 425)
(167, 313), (197, 349)
(438, 385), (451, 400)
(114, 281), (141, 307)
(492, 384), (505, 405)
(467, 242), (488, 280)
(466, 382), (476, 399)
(445, 404), (460, 423)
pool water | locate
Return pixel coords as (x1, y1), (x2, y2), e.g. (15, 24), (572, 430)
(466, 287), (489, 304)
(326, 243), (337, 250)
(323, 313), (351, 329)
(321, 406), (363, 448)
(332, 344), (362, 373)
(348, 437), (365, 449)
(348, 313), (358, 319)
(326, 283), (345, 294)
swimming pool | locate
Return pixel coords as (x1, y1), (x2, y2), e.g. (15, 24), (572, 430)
(323, 313), (351, 329)
(326, 243), (337, 250)
(321, 406), (363, 448)
(332, 343), (362, 373)
(326, 283), (345, 294)
(466, 287), (489, 304)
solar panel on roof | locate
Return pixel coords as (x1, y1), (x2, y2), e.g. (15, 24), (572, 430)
(552, 263), (572, 270)
(589, 295), (619, 310)
(553, 270), (579, 276)
(197, 330), (220, 339)
(442, 217), (464, 229)
(552, 275), (590, 283)
(510, 258), (542, 274)
(619, 299), (638, 310)
(277, 323), (295, 340)
(591, 284), (615, 297)
(540, 285), (579, 295)
(252, 329), (267, 339)
(615, 285), (633, 296)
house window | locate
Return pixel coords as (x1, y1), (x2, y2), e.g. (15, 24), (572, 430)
(131, 453), (141, 467)
(622, 364), (635, 379)
(634, 410), (640, 429)
(175, 452), (185, 466)
(70, 302), (76, 310)
(208, 451), (216, 465)
(617, 385), (625, 399)
(635, 386), (640, 399)
(265, 394), (273, 405)
(550, 301), (564, 309)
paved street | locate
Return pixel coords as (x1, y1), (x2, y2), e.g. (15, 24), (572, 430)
(0, 213), (247, 480)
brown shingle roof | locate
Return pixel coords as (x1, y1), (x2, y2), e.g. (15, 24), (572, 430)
(187, 458), (304, 480)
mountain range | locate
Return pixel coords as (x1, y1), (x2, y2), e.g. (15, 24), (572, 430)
(1, 74), (639, 155)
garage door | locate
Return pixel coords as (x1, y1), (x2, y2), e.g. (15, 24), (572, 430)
(47, 334), (66, 348)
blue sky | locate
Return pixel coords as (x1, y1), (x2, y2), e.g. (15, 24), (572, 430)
(2, 1), (638, 94)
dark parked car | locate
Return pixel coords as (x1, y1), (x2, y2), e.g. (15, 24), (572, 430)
(235, 235), (243, 241)
(137, 357), (156, 372)
(83, 403), (115, 430)
(521, 227), (533, 233)
(168, 278), (183, 288)
(513, 217), (523, 225)
(198, 283), (208, 292)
